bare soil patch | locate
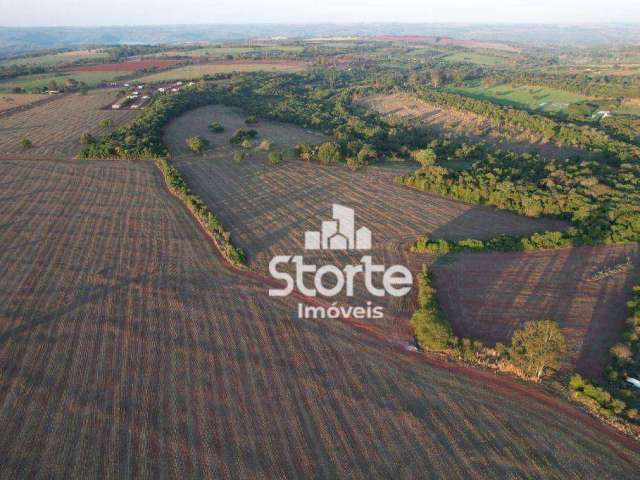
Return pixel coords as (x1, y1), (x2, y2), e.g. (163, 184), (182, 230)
(0, 89), (137, 158)
(165, 105), (566, 337)
(0, 93), (48, 113)
(433, 245), (640, 377)
(0, 159), (638, 477)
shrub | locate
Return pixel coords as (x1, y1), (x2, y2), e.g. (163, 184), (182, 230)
(230, 128), (258, 145)
(267, 151), (283, 165)
(20, 138), (33, 149)
(258, 139), (273, 151)
(99, 119), (114, 130)
(241, 139), (253, 149)
(208, 121), (224, 133)
(186, 135), (209, 154)
(80, 133), (96, 145)
(317, 142), (342, 164)
(245, 115), (258, 125)
(233, 150), (246, 162)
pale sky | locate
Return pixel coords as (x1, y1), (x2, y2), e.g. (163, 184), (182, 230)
(1, 0), (639, 27)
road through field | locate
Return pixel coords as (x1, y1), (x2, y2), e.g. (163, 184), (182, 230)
(1, 159), (640, 478)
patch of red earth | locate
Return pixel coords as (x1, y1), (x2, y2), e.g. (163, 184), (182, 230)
(63, 59), (182, 72)
(432, 245), (640, 378)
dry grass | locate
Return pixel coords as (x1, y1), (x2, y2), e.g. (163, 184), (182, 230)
(0, 159), (639, 477)
(0, 89), (137, 159)
(0, 93), (48, 113)
(138, 61), (308, 83)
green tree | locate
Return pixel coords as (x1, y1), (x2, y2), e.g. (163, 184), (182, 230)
(20, 138), (33, 149)
(508, 320), (565, 380)
(186, 135), (209, 154)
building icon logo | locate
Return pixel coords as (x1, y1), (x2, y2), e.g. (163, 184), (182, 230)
(304, 204), (372, 251)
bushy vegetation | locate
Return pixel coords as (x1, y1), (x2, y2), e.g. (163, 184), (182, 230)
(410, 265), (454, 352)
(186, 135), (209, 154)
(208, 121), (224, 133)
(157, 158), (246, 266)
(230, 128), (258, 145)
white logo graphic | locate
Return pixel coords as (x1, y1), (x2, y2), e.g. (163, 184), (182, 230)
(269, 204), (413, 319)
(304, 204), (371, 250)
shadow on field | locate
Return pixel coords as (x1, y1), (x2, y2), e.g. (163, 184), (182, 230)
(431, 245), (640, 377)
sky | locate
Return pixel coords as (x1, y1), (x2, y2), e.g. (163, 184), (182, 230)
(1, 0), (640, 27)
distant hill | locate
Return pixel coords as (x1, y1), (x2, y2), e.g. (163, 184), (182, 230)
(1, 23), (640, 57)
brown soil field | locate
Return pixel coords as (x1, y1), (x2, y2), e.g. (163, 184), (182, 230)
(0, 89), (137, 159)
(433, 245), (640, 377)
(0, 93), (48, 113)
(165, 105), (566, 337)
(1, 159), (639, 478)
(63, 59), (181, 72)
(362, 92), (586, 160)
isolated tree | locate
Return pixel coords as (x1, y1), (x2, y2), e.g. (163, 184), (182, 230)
(245, 115), (258, 125)
(508, 320), (565, 380)
(48, 80), (58, 91)
(186, 135), (209, 154)
(20, 138), (33, 149)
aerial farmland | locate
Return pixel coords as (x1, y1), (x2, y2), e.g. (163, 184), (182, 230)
(1, 16), (640, 480)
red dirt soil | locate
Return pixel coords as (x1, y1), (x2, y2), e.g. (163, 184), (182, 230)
(433, 246), (640, 377)
(64, 59), (181, 72)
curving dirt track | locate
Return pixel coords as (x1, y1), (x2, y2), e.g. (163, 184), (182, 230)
(1, 158), (640, 478)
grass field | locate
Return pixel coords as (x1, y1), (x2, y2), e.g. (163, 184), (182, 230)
(441, 51), (514, 66)
(0, 89), (137, 158)
(0, 158), (638, 477)
(362, 93), (586, 159)
(0, 49), (109, 67)
(0, 71), (130, 93)
(445, 84), (591, 113)
(165, 105), (567, 337)
(137, 61), (308, 82)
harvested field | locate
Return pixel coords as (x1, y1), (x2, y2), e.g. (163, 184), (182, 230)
(362, 92), (586, 160)
(0, 93), (48, 113)
(0, 159), (639, 478)
(137, 60), (308, 82)
(165, 105), (566, 336)
(63, 59), (181, 72)
(433, 245), (640, 377)
(0, 89), (137, 158)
